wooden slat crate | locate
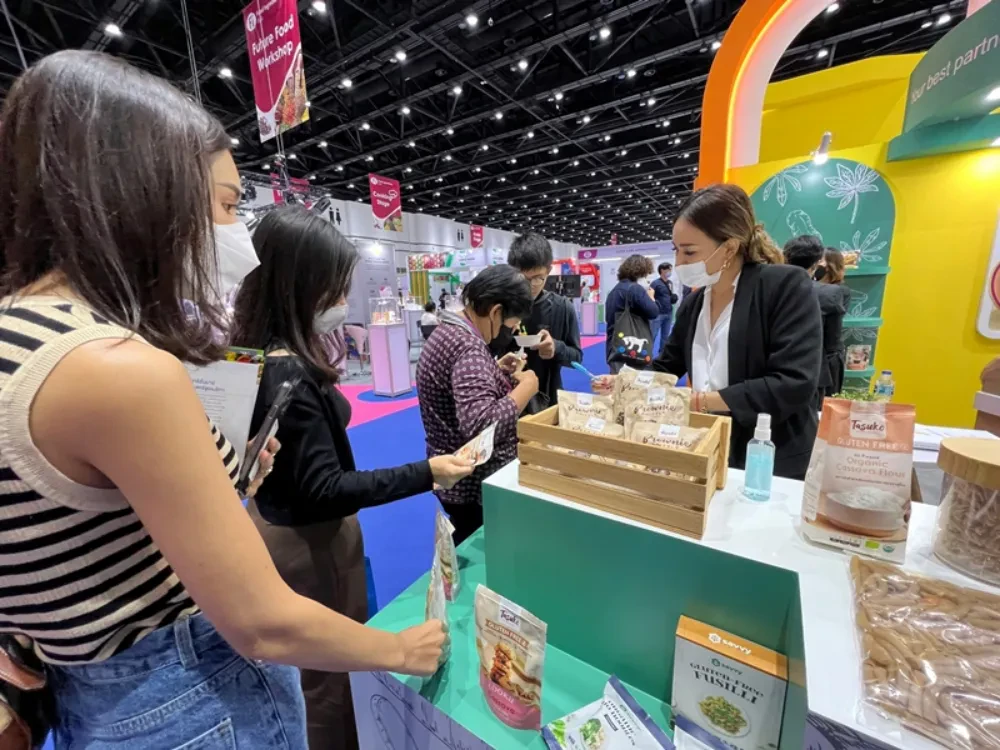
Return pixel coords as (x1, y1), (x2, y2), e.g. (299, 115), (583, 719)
(517, 406), (732, 539)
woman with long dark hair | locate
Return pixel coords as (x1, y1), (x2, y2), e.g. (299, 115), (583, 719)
(819, 248), (853, 397)
(0, 51), (445, 748)
(230, 206), (472, 749)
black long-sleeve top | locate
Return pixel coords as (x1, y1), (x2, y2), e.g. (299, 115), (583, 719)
(653, 263), (822, 480)
(250, 356), (434, 526)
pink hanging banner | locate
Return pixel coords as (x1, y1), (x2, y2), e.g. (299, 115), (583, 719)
(470, 225), (485, 249)
(369, 174), (403, 232)
(243, 0), (310, 143)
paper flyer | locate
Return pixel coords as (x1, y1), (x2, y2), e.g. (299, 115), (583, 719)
(455, 423), (497, 467)
(185, 348), (265, 468)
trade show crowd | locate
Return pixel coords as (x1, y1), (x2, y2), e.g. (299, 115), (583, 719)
(0, 50), (849, 750)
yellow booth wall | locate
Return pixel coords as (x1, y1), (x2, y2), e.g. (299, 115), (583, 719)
(729, 57), (1000, 427)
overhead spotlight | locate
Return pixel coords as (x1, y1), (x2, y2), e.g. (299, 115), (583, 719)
(444, 154), (453, 161)
(347, 183), (355, 189)
(620, 149), (628, 156)
(452, 85), (463, 96)
(582, 115), (592, 125)
(533, 169), (540, 175)
(527, 131), (535, 139)
(551, 147), (560, 154)
(394, 49), (408, 62)
(626, 68), (637, 78)
(494, 111), (504, 120)
(812, 131), (833, 165)
(339, 77), (353, 90)
(518, 59), (529, 72)
(647, 97), (656, 107)
(312, 0), (327, 13)
(572, 160), (580, 166)
(510, 158), (517, 163)
(481, 144), (489, 151)
(937, 13), (951, 26)
(218, 67), (233, 79)
(365, 156), (374, 162)
(230, 137), (239, 146)
(474, 167), (482, 173)
(825, 2), (839, 14)
(599, 26), (612, 40)
(405, 167), (413, 173)
(335, 165), (344, 171)
(817, 48), (829, 60)
(307, 174), (316, 181)
(262, 163), (271, 170)
(604, 135), (612, 142)
(683, 152), (690, 159)
(104, 22), (123, 38)
(446, 127), (455, 136)
(674, 137), (682, 145)
(987, 86), (1000, 103)
(634, 162), (641, 168)
(921, 20), (933, 29)
(287, 154), (298, 160)
(408, 140), (416, 148)
(319, 140), (328, 148)
(554, 92), (565, 101)
(401, 106), (411, 115)
(993, 137), (1000, 147)
(711, 40), (722, 51)
(360, 122), (371, 131)
(465, 13), (479, 28)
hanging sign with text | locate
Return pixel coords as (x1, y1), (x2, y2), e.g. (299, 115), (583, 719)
(369, 174), (403, 232)
(470, 225), (485, 249)
(243, 0), (310, 143)
(903, 1), (1000, 133)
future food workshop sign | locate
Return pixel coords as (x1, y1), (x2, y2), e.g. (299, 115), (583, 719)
(903, 1), (1000, 134)
(243, 0), (310, 142)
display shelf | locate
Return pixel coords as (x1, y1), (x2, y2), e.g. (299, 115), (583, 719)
(845, 266), (891, 277)
(352, 534), (672, 750)
(844, 366), (876, 379)
(842, 317), (883, 329)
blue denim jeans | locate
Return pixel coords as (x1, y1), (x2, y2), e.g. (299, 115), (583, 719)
(653, 314), (673, 356)
(47, 614), (307, 749)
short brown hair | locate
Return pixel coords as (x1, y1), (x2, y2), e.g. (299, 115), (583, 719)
(677, 184), (782, 265)
(0, 51), (231, 364)
(618, 254), (654, 282)
(823, 248), (846, 284)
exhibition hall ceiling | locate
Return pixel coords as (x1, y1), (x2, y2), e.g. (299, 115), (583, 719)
(0, 0), (965, 245)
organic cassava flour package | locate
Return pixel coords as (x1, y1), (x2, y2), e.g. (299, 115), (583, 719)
(801, 398), (916, 562)
(672, 616), (787, 750)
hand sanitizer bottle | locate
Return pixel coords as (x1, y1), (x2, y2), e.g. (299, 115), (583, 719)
(744, 413), (775, 502)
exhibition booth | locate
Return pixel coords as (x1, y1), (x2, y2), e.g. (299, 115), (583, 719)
(351, 2), (1000, 749)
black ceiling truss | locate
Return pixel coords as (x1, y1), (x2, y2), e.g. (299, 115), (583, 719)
(0, 0), (965, 246)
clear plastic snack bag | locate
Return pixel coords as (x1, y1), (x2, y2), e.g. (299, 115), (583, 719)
(543, 676), (674, 750)
(558, 390), (614, 427)
(475, 584), (547, 730)
(433, 509), (459, 601)
(424, 555), (449, 669)
(850, 554), (1000, 749)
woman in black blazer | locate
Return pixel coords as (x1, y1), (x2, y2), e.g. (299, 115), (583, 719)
(654, 184), (822, 479)
(230, 207), (473, 749)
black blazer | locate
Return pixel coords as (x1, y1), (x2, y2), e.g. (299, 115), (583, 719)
(251, 356), (433, 526)
(654, 263), (822, 479)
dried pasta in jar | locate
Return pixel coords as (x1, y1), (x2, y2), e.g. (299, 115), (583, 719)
(934, 438), (1000, 586)
(850, 555), (1000, 749)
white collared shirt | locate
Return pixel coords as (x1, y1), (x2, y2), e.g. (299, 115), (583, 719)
(691, 274), (741, 393)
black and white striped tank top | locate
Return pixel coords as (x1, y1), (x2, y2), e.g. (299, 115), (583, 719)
(0, 297), (239, 664)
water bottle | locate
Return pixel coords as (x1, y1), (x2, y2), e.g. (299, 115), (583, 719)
(744, 413), (775, 502)
(873, 370), (895, 403)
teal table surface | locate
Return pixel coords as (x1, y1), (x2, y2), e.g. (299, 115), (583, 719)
(367, 531), (674, 748)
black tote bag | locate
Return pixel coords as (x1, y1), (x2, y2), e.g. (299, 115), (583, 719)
(608, 298), (654, 368)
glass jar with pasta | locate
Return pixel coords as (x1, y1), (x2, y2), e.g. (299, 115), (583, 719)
(934, 438), (1000, 585)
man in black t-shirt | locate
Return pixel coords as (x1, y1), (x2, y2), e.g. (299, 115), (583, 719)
(506, 233), (583, 412)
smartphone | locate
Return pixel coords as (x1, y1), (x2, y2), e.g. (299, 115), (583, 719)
(236, 378), (298, 495)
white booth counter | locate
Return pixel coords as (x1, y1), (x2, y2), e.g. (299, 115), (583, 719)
(484, 461), (995, 750)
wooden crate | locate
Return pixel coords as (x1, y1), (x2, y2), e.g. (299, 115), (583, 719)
(517, 406), (731, 539)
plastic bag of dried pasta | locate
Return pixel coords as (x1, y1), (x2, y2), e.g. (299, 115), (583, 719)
(850, 554), (1000, 749)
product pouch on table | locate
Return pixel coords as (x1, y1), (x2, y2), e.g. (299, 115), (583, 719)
(543, 676), (673, 750)
(560, 414), (640, 468)
(433, 509), (460, 601)
(623, 387), (691, 438)
(801, 398), (916, 562)
(850, 555), (1000, 750)
(425, 555), (450, 668)
(558, 390), (613, 427)
(613, 366), (679, 425)
(474, 584), (546, 730)
(455, 422), (497, 467)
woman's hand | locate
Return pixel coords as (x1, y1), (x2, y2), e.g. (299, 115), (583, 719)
(591, 374), (616, 396)
(496, 352), (524, 374)
(245, 436), (281, 499)
(429, 455), (475, 489)
(395, 620), (448, 676)
(512, 368), (539, 395)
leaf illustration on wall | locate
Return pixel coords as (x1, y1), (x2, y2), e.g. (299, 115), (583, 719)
(840, 228), (887, 264)
(843, 327), (879, 344)
(761, 164), (809, 207)
(849, 291), (877, 318)
(824, 163), (880, 223)
(785, 209), (823, 240)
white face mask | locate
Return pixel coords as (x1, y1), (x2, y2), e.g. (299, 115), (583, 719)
(315, 304), (349, 334)
(213, 222), (260, 299)
(674, 244), (726, 289)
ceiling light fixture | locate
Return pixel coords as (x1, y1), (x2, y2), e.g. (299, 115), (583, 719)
(452, 85), (463, 97)
(626, 68), (637, 79)
(554, 92), (565, 101)
(921, 20), (933, 29)
(518, 59), (529, 72)
(992, 137), (1000, 147)
(812, 131), (833, 165)
(408, 140), (416, 148)
(365, 156), (374, 162)
(360, 122), (371, 131)
(711, 40), (722, 52)
(219, 66), (233, 79)
(988, 86), (1000, 103)
(335, 165), (343, 171)
(494, 111), (504, 120)
(647, 97), (656, 106)
(599, 26), (612, 40)
(230, 137), (239, 146)
(104, 23), (123, 38)
(825, 2), (839, 14)
(311, 0), (327, 12)
(481, 144), (489, 151)
(466, 13), (479, 28)
(319, 141), (328, 148)
(287, 154), (298, 160)
(527, 131), (535, 139)
(937, 13), (952, 26)
(401, 106), (411, 115)
(444, 154), (453, 161)
(394, 49), (408, 62)
(817, 48), (829, 59)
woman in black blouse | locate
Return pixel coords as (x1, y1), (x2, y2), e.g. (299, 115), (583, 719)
(231, 206), (472, 750)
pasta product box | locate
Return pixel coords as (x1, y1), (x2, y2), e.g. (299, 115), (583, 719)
(801, 398), (916, 563)
(671, 616), (787, 750)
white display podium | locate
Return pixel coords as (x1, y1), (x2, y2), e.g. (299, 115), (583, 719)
(581, 301), (599, 335)
(369, 322), (411, 397)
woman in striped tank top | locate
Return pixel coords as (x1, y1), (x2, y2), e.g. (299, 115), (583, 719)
(0, 51), (445, 749)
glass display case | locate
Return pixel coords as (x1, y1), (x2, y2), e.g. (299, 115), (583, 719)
(370, 297), (401, 325)
(402, 295), (423, 311)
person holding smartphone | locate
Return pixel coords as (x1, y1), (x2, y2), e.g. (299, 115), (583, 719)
(230, 206), (473, 750)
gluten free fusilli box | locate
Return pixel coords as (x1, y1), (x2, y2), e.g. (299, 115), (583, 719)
(671, 616), (787, 750)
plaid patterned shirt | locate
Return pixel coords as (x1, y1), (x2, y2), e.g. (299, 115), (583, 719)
(415, 311), (518, 505)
